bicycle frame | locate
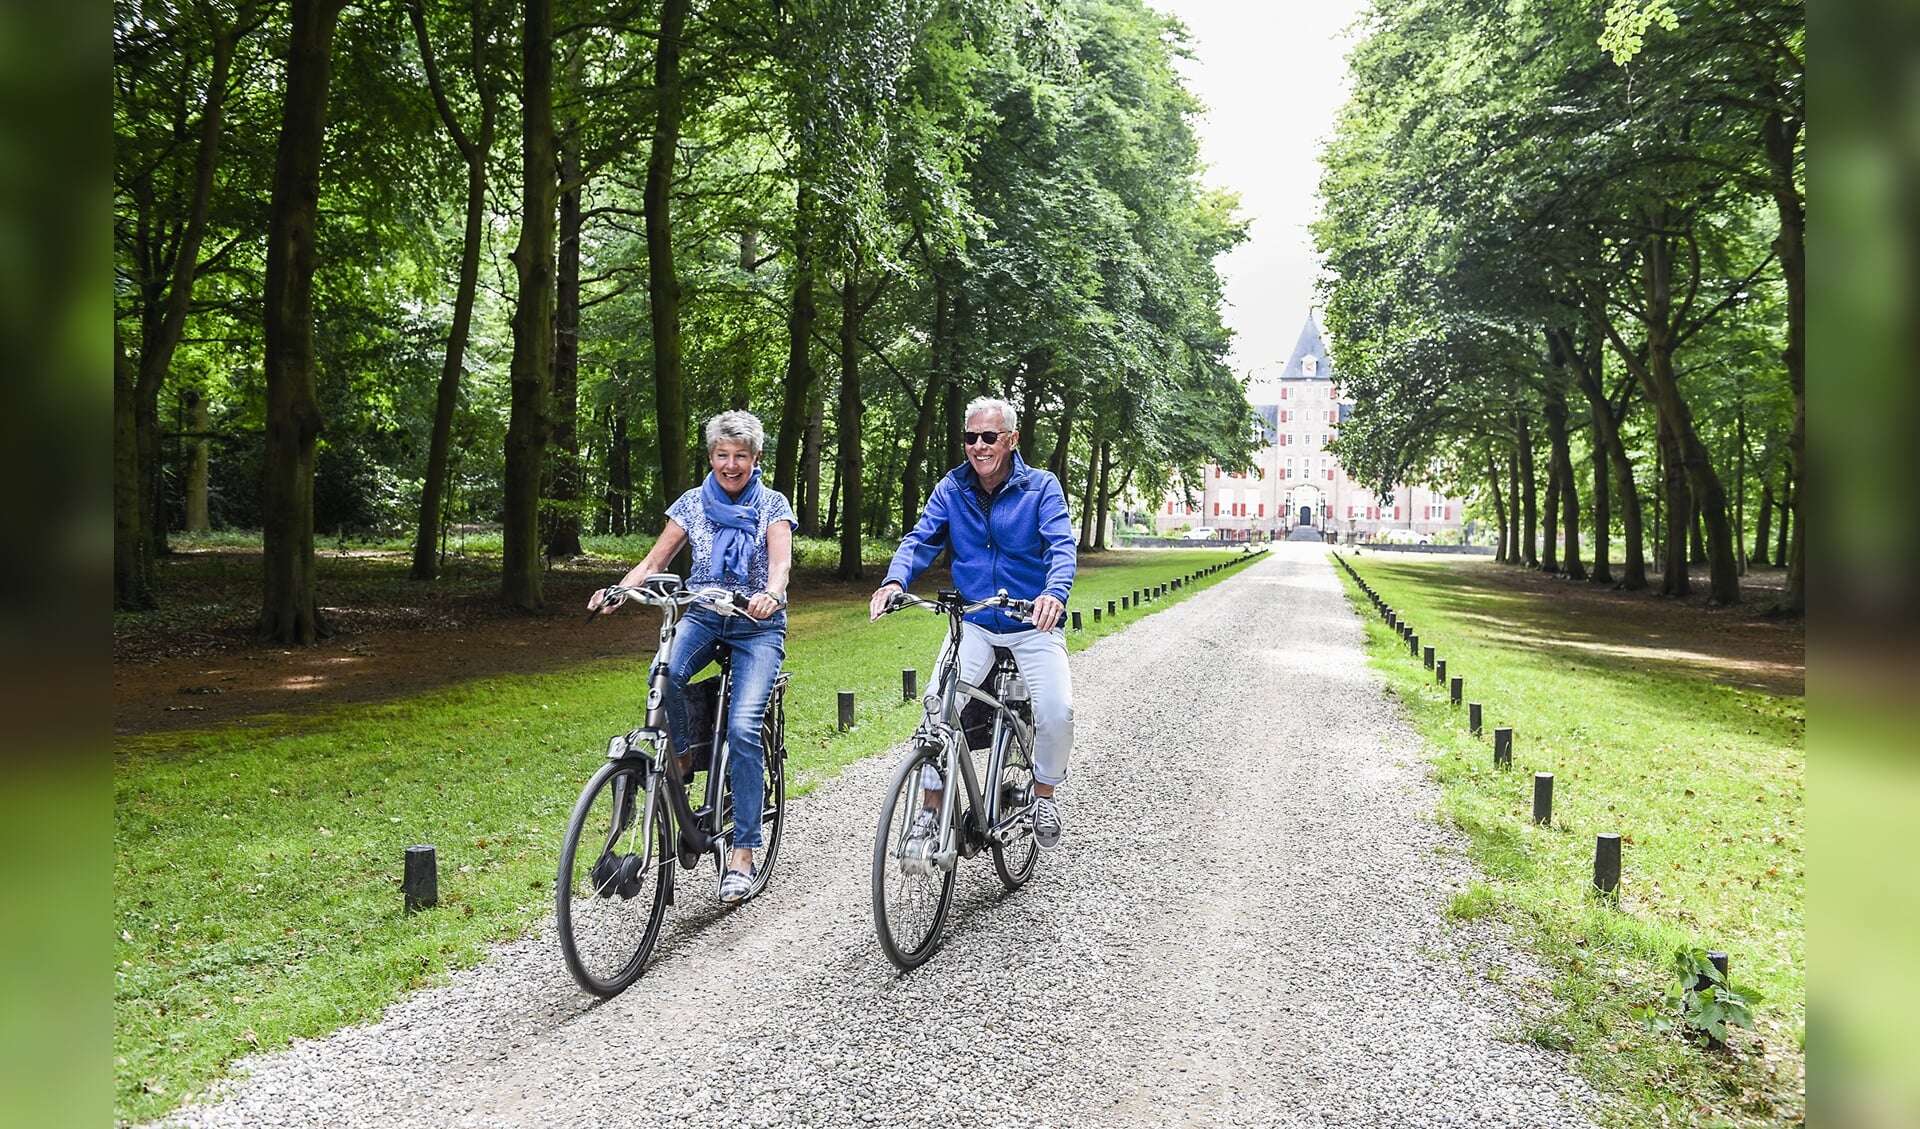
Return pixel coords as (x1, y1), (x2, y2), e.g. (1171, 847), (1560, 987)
(599, 578), (777, 880)
(902, 592), (1036, 873)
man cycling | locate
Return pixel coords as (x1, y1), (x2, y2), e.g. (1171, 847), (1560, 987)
(869, 396), (1076, 847)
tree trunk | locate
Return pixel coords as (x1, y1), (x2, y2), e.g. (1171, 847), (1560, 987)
(545, 117), (583, 561)
(1775, 464), (1791, 567)
(836, 271), (865, 580)
(1654, 416), (1688, 595)
(800, 386), (823, 536)
(1734, 393), (1748, 574)
(184, 389), (210, 533)
(1090, 440), (1114, 553)
(257, 0), (345, 644)
(1634, 228), (1741, 603)
(1077, 425), (1100, 548)
(1517, 413), (1538, 568)
(407, 0), (496, 580)
(646, 0), (692, 517)
(1542, 381), (1585, 579)
(773, 183), (817, 504)
(501, 0), (556, 611)
(1562, 327), (1645, 589)
(124, 11), (248, 599)
(900, 274), (947, 532)
(1017, 374), (1041, 466)
(1751, 479), (1774, 567)
(1048, 385), (1078, 482)
(1506, 447), (1521, 567)
(1486, 449), (1509, 565)
(1587, 410), (1611, 584)
(1690, 503), (1707, 566)
(1540, 416), (1560, 573)
(604, 406), (631, 536)
(114, 324), (153, 610)
(1764, 107), (1805, 612)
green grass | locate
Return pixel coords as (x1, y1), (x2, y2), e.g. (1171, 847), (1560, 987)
(113, 545), (1255, 1124)
(1333, 553), (1804, 1128)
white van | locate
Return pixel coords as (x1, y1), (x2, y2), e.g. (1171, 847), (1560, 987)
(1179, 527), (1218, 540)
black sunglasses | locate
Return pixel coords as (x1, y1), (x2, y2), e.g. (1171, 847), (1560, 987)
(963, 429), (1006, 446)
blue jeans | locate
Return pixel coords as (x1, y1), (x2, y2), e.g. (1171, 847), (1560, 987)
(666, 606), (786, 852)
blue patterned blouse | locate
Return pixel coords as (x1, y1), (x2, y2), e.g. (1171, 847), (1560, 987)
(666, 485), (797, 602)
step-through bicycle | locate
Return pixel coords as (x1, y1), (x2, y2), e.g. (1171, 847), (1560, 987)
(869, 588), (1041, 970)
(556, 574), (788, 997)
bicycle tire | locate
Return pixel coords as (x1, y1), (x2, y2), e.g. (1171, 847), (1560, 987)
(990, 729), (1040, 891)
(717, 734), (786, 901)
(556, 760), (671, 997)
(871, 749), (955, 971)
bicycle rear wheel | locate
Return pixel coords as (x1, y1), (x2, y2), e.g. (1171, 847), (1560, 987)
(556, 760), (671, 996)
(871, 749), (955, 971)
(990, 731), (1039, 891)
(718, 736), (786, 900)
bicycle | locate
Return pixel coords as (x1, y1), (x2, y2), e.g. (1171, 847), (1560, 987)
(869, 588), (1041, 970)
(556, 574), (789, 997)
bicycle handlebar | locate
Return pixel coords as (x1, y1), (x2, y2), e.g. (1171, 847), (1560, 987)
(587, 578), (748, 623)
(878, 588), (1035, 623)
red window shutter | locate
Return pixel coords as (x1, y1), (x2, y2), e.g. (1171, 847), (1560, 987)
(1258, 503), (1265, 517)
(1213, 502), (1220, 516)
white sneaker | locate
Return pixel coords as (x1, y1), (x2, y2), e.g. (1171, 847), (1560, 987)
(1032, 795), (1063, 849)
(907, 807), (938, 843)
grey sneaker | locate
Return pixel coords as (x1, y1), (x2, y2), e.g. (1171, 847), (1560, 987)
(1032, 795), (1063, 849)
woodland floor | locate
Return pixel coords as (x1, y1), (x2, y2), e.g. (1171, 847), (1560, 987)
(112, 548), (1802, 738)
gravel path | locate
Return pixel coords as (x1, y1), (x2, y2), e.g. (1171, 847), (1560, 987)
(153, 545), (1600, 1129)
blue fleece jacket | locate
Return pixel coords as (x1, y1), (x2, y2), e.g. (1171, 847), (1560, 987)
(884, 452), (1077, 633)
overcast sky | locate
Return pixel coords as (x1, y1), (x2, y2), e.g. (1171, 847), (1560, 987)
(1148, 0), (1370, 393)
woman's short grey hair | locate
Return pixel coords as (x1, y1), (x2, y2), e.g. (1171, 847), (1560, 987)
(964, 396), (1018, 434)
(704, 410), (765, 456)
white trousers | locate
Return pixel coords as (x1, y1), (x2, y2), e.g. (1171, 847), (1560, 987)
(935, 621), (1074, 787)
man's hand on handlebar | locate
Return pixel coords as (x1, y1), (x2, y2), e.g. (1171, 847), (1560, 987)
(868, 582), (904, 621)
(1029, 593), (1066, 633)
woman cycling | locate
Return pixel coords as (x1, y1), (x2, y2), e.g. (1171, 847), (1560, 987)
(590, 410), (795, 903)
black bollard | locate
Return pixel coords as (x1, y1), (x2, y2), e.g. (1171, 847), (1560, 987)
(1469, 702), (1483, 736)
(1435, 658), (1447, 684)
(1071, 610), (1082, 631)
(1533, 772), (1554, 825)
(1093, 607), (1102, 623)
(404, 844), (438, 913)
(1408, 632), (1420, 658)
(1107, 599), (1116, 615)
(1423, 645), (1435, 669)
(1593, 833), (1622, 896)
(902, 669), (917, 701)
(1450, 676), (1463, 705)
(1695, 952), (1732, 1047)
(838, 690), (855, 731)
(1494, 726), (1513, 768)
(1133, 588), (1141, 604)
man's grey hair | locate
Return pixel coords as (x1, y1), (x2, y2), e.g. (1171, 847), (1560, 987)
(964, 396), (1018, 434)
(704, 410), (765, 456)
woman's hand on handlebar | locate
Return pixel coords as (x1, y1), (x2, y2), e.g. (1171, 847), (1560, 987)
(743, 590), (784, 620)
(1029, 593), (1065, 633)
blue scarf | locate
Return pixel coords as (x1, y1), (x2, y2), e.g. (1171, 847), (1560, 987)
(702, 467), (762, 583)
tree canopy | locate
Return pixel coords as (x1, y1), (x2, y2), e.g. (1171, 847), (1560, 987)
(114, 0), (1255, 633)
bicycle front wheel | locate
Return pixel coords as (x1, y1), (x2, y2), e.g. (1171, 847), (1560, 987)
(871, 749), (955, 971)
(557, 760), (671, 996)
